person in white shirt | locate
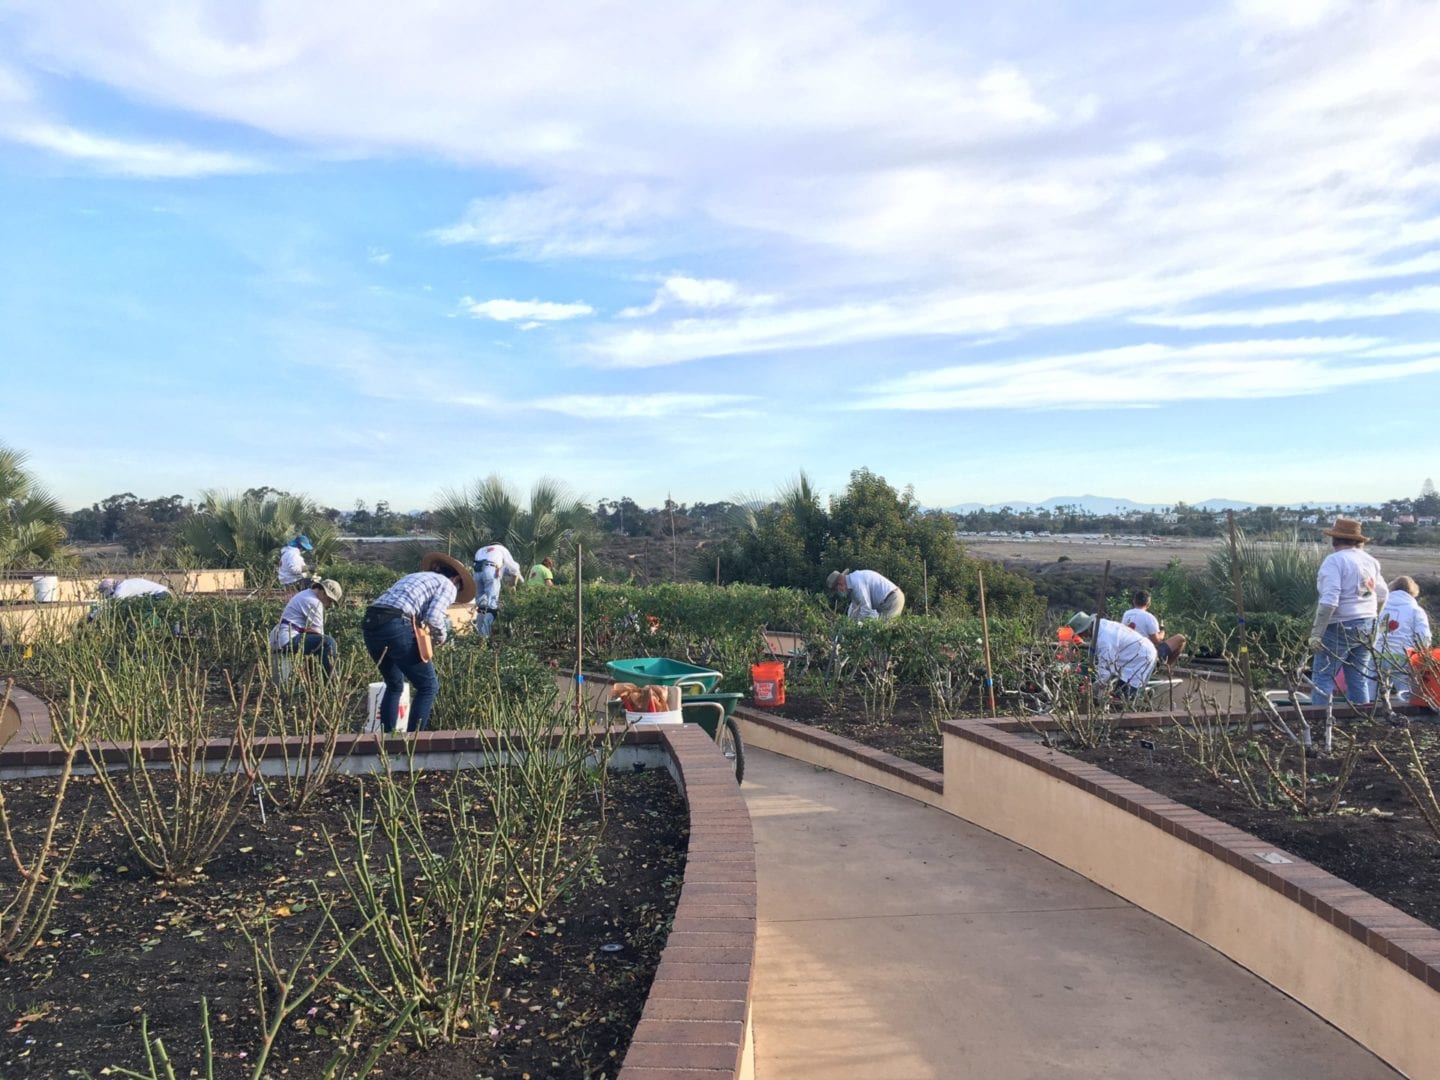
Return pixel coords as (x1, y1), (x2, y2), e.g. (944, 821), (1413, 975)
(1308, 517), (1388, 707)
(1376, 576), (1431, 703)
(278, 535), (314, 589)
(98, 577), (171, 601)
(825, 568), (905, 620)
(269, 578), (343, 677)
(1121, 590), (1186, 667)
(472, 542), (523, 638)
(1067, 611), (1158, 697)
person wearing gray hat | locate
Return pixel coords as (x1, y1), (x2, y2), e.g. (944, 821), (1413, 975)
(826, 568), (905, 621)
(1066, 611), (1157, 698)
(269, 578), (344, 677)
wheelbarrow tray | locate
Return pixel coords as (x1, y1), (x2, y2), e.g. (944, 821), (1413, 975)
(680, 692), (743, 739)
(606, 656), (723, 693)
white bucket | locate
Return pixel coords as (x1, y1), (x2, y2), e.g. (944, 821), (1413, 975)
(32, 575), (59, 603)
(365, 682), (411, 734)
(625, 709), (685, 726)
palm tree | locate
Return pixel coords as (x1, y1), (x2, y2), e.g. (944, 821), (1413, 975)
(434, 475), (590, 570)
(1203, 530), (1321, 617)
(0, 443), (73, 570)
(180, 490), (337, 583)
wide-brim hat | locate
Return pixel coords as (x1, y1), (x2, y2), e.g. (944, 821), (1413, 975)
(421, 552), (477, 604)
(1066, 611), (1096, 636)
(1322, 517), (1370, 543)
(825, 569), (848, 592)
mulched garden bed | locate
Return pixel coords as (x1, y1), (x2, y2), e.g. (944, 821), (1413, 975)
(767, 687), (946, 772)
(0, 768), (687, 1079)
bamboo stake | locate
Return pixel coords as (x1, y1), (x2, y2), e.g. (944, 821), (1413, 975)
(575, 542), (584, 726)
(922, 559), (929, 616)
(715, 555), (721, 586)
(978, 567), (997, 718)
(1227, 511), (1254, 717)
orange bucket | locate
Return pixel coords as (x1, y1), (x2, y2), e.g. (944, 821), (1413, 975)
(751, 661), (785, 706)
(1409, 648), (1440, 709)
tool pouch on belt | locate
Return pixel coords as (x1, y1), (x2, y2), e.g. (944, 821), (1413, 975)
(412, 617), (434, 663)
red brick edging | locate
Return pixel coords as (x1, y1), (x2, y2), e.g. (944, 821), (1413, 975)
(0, 683), (758, 1080)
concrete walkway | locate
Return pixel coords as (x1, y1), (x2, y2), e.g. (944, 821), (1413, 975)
(743, 748), (1398, 1080)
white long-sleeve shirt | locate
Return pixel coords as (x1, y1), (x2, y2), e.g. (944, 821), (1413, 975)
(1377, 591), (1432, 659)
(112, 579), (169, 600)
(278, 545), (308, 586)
(269, 589), (326, 650)
(1315, 548), (1387, 623)
(473, 544), (522, 581)
(1095, 619), (1158, 690)
(845, 569), (898, 620)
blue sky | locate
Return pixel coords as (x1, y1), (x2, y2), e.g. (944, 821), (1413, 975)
(2, 0), (1439, 513)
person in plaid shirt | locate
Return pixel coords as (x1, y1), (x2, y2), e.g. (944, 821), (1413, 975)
(362, 552), (476, 732)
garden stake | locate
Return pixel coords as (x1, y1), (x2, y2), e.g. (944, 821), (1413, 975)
(978, 567), (997, 718)
(1227, 511), (1254, 719)
(922, 559), (929, 616)
(575, 541), (585, 726)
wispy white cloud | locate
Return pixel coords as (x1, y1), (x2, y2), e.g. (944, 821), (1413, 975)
(530, 391), (754, 419)
(4, 121), (263, 177)
(462, 296), (595, 322)
(366, 247), (391, 265)
(620, 275), (775, 318)
(1136, 285), (1440, 329)
(858, 337), (1439, 411)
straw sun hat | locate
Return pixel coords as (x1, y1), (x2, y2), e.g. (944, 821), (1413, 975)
(421, 552), (477, 604)
(1322, 517), (1370, 543)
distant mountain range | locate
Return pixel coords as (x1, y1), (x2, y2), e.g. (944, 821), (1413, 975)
(943, 494), (1256, 515)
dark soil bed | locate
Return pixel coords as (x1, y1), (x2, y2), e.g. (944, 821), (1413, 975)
(768, 687), (946, 772)
(1066, 724), (1440, 929)
(0, 768), (687, 1079)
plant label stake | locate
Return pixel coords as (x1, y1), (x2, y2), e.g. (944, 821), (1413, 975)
(1140, 738), (1155, 764)
(253, 782), (267, 826)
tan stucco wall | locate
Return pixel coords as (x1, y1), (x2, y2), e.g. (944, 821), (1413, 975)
(943, 732), (1440, 1080)
(737, 718), (945, 808)
(0, 569), (245, 602)
(0, 602), (92, 646)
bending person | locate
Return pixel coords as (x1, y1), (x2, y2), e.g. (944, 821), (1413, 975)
(1308, 517), (1387, 707)
(278, 535), (314, 589)
(472, 542), (523, 639)
(269, 578), (343, 678)
(825, 568), (905, 621)
(1067, 611), (1158, 700)
(362, 553), (476, 733)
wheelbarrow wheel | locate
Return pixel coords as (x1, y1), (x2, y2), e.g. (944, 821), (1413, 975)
(715, 716), (745, 784)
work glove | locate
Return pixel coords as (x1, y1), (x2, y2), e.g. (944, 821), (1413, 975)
(1308, 603), (1337, 652)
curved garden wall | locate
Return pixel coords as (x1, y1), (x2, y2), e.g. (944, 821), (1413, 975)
(735, 704), (1440, 1080)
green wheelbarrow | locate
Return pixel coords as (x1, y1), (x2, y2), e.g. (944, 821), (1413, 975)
(605, 657), (745, 783)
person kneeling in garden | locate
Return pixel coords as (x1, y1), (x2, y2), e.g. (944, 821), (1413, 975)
(825, 568), (905, 620)
(362, 553), (476, 733)
(1120, 589), (1187, 668)
(1067, 611), (1157, 700)
(269, 578), (343, 678)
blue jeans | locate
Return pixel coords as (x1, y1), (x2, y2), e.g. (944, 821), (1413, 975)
(1311, 617), (1377, 706)
(362, 615), (439, 732)
(474, 563), (501, 638)
(279, 633), (336, 677)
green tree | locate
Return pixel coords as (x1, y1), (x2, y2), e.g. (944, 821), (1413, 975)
(823, 468), (1033, 616)
(180, 490), (336, 583)
(0, 443), (72, 570)
(434, 475), (591, 571)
